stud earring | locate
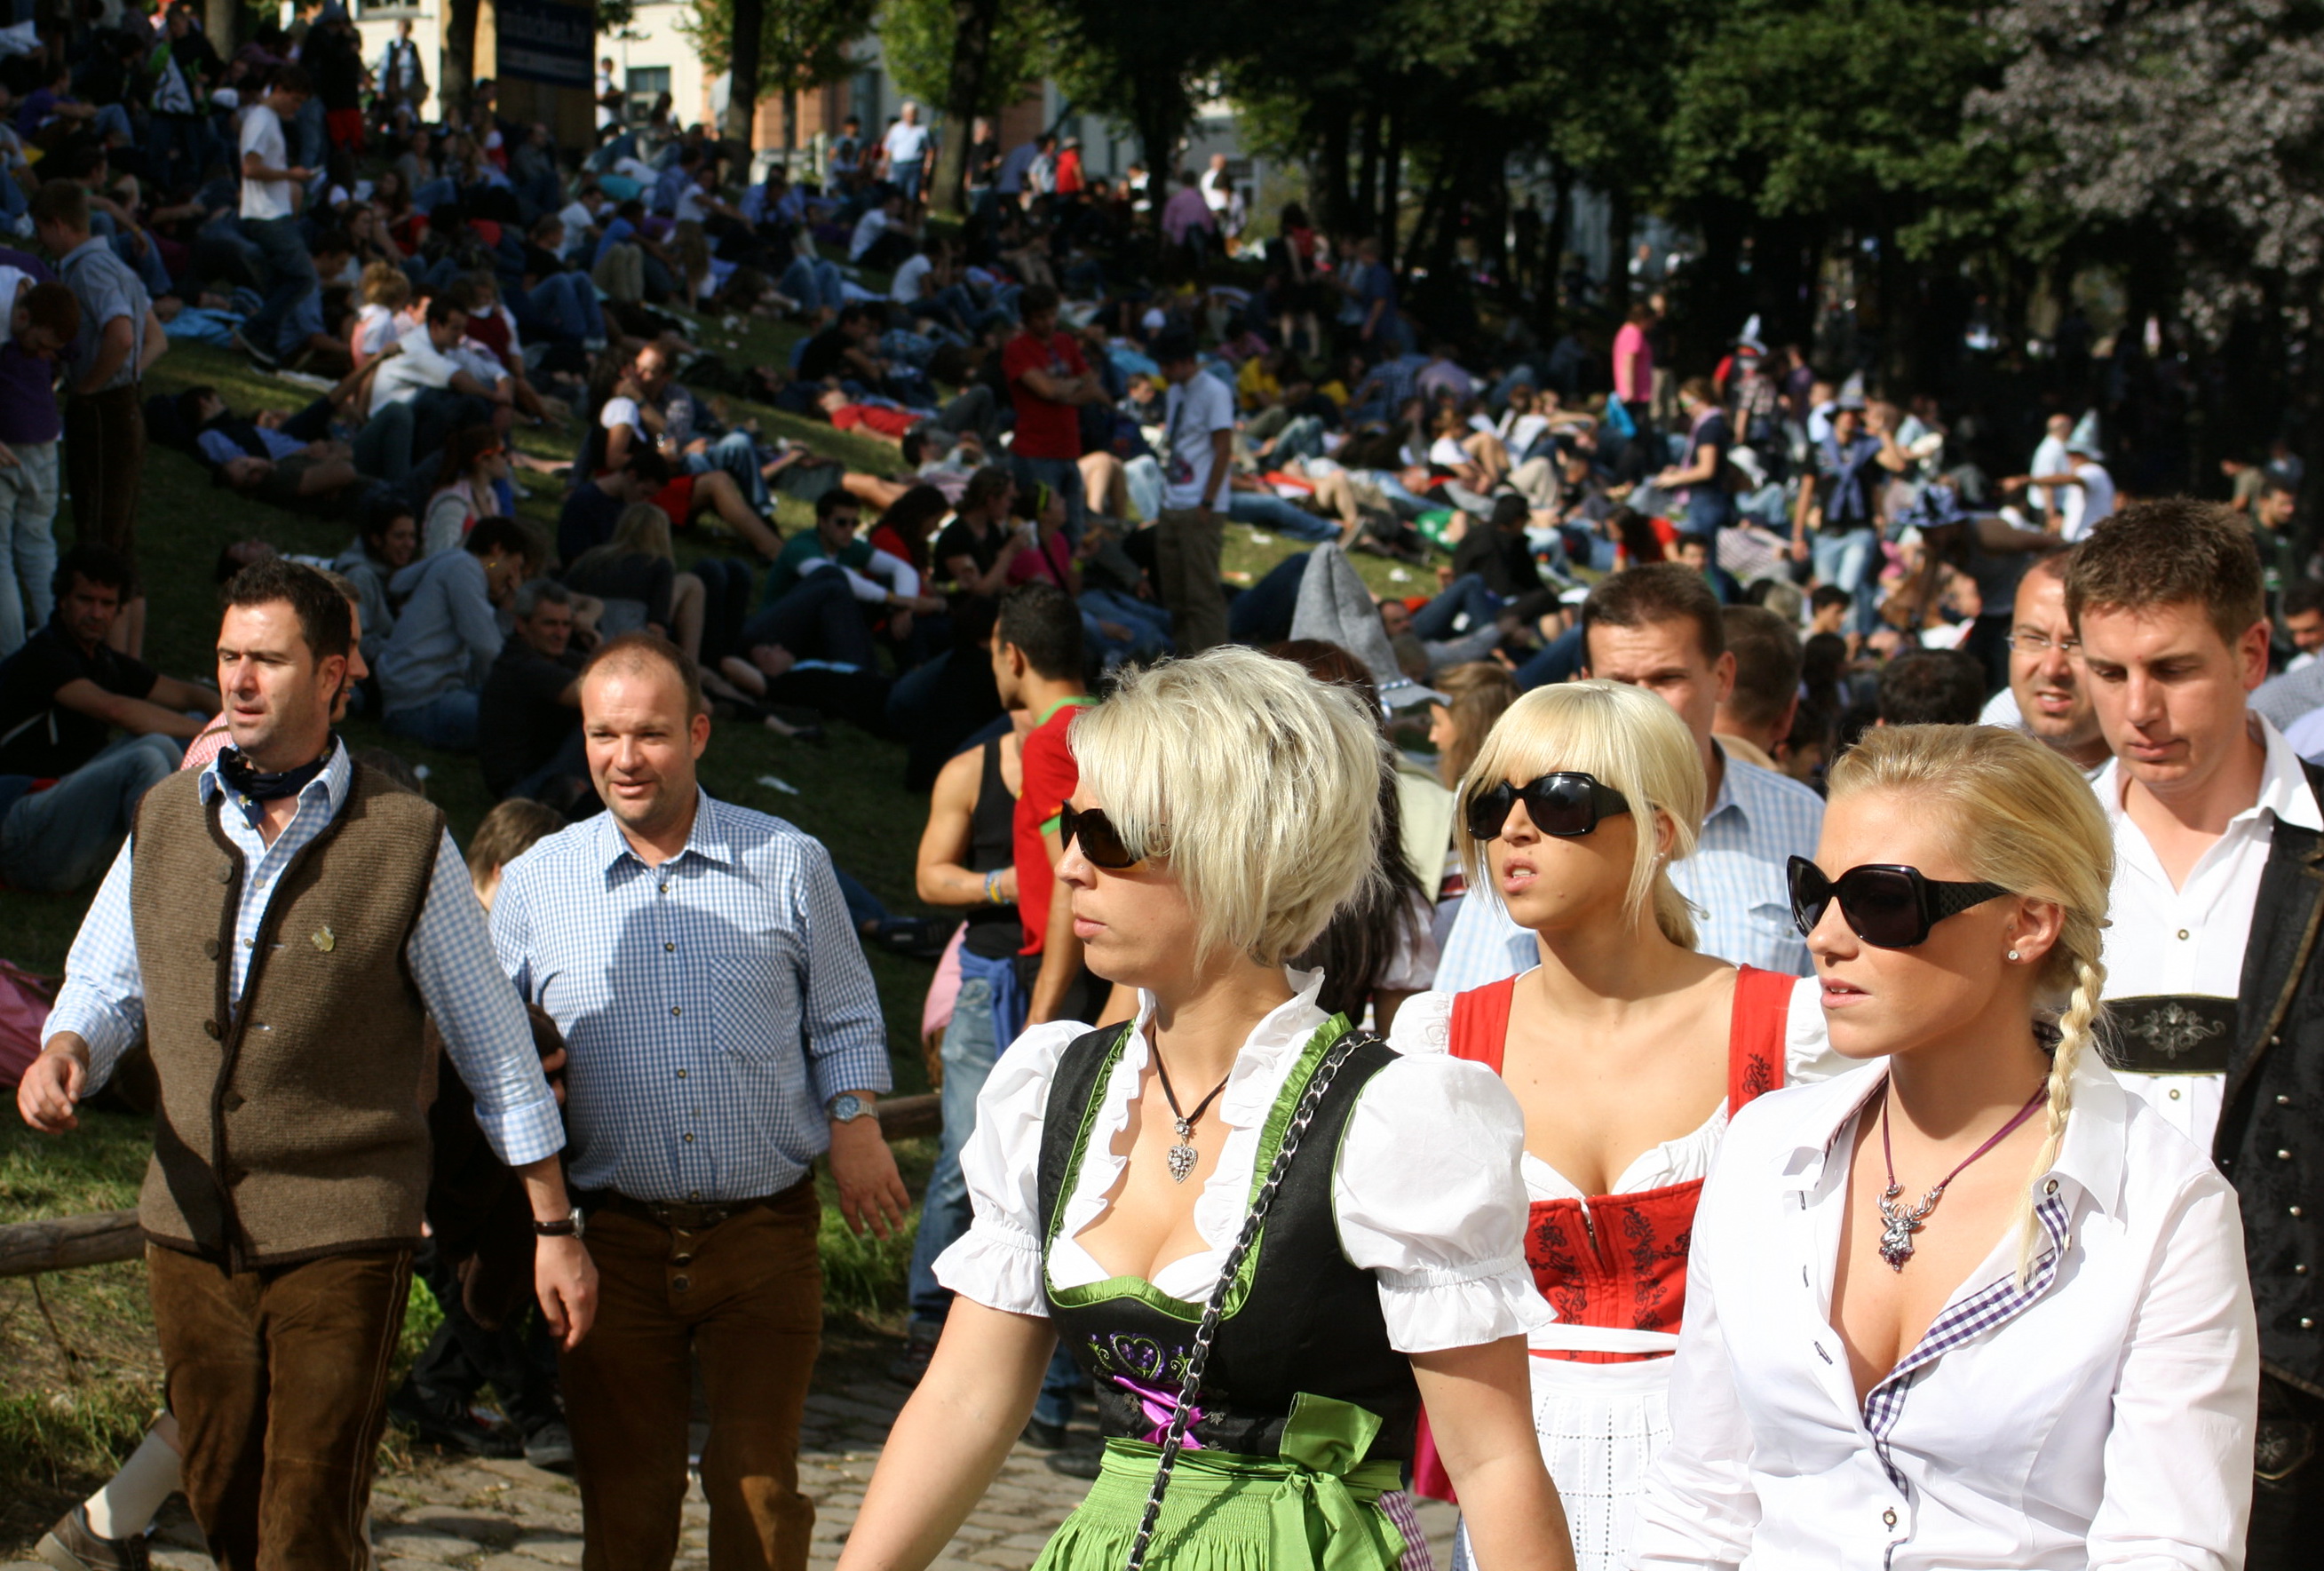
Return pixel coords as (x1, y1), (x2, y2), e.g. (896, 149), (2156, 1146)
(2006, 949), (2021, 962)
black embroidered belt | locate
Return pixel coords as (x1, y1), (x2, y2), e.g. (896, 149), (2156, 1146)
(2103, 995), (2236, 1075)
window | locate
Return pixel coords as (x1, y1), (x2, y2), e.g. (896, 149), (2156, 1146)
(625, 67), (670, 125)
(849, 68), (882, 139)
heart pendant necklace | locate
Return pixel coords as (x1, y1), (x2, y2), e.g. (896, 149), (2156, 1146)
(1152, 1043), (1233, 1184)
(1875, 1076), (2050, 1271)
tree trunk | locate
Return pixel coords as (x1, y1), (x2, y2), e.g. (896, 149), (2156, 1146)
(202, 0), (237, 57)
(1540, 158), (1572, 328)
(1354, 108), (1379, 242)
(1378, 109), (1403, 267)
(932, 0), (1003, 215)
(442, 0), (480, 123)
(1607, 183), (1634, 314)
(784, 89), (798, 156)
(1316, 102), (1352, 235)
(724, 0), (765, 153)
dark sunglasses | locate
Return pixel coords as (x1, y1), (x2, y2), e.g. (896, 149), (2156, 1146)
(1787, 856), (2009, 949)
(1465, 772), (1633, 842)
(1059, 804), (1144, 870)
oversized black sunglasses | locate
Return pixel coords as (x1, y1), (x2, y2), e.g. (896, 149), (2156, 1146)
(1465, 772), (1633, 842)
(1059, 804), (1145, 870)
(1787, 856), (2009, 949)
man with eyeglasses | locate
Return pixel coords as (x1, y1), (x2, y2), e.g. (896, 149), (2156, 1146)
(1978, 554), (2111, 774)
(2068, 500), (2323, 1567)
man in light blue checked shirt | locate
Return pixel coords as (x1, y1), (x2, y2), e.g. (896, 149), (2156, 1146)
(17, 561), (591, 1571)
(1438, 565), (1824, 991)
(491, 631), (905, 1571)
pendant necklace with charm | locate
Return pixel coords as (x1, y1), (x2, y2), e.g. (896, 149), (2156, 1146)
(1152, 1043), (1233, 1184)
(1875, 1077), (2050, 1272)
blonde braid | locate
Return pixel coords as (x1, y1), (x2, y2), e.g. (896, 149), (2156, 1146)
(2017, 955), (2106, 1285)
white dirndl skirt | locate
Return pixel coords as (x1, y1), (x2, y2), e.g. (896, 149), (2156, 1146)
(1453, 1329), (1677, 1571)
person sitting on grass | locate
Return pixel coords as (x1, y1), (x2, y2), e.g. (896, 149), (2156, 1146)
(374, 514), (532, 751)
(178, 384), (363, 512)
(719, 489), (943, 694)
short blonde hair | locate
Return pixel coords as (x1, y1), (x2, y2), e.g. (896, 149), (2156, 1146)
(1072, 647), (1384, 969)
(361, 260), (410, 308)
(1458, 679), (1704, 948)
(1827, 725), (2114, 1281)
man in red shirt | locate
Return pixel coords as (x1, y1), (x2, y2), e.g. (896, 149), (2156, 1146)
(1002, 283), (1105, 536)
(1054, 138), (1085, 196)
(988, 581), (1099, 1027)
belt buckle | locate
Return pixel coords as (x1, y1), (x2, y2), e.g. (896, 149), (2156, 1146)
(2257, 1418), (2316, 1485)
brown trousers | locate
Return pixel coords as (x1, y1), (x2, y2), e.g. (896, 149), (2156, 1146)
(63, 383), (146, 565)
(564, 1181), (823, 1571)
(1153, 506), (1228, 655)
(147, 1243), (412, 1571)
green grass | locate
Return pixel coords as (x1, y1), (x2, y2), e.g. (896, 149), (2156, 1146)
(0, 323), (1408, 1535)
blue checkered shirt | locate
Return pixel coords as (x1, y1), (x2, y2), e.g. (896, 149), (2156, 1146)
(47, 742), (565, 1167)
(489, 790), (889, 1202)
(1432, 745), (1826, 991)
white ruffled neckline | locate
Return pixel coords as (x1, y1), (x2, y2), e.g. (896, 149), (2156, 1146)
(1043, 967), (1333, 1302)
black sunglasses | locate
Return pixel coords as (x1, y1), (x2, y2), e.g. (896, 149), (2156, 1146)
(1787, 856), (2009, 949)
(1465, 772), (1633, 842)
(1059, 804), (1144, 870)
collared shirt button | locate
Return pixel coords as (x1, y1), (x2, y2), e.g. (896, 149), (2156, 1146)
(673, 1273), (691, 1290)
(683, 1131), (694, 1143)
(688, 1190), (701, 1201)
(2297, 1264), (2310, 1275)
(2044, 1178), (2059, 1194)
(2304, 1318), (2317, 1330)
(659, 882), (670, 894)
(1882, 1508), (1898, 1529)
(2177, 928), (2190, 940)
(676, 1068), (687, 1079)
(2169, 1087), (2183, 1100)
(2294, 1206), (2306, 1218)
(664, 941), (675, 952)
(671, 1005), (681, 1017)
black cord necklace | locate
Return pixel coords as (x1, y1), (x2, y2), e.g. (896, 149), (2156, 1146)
(1152, 1044), (1234, 1184)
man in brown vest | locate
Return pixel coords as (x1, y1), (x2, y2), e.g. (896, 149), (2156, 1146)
(18, 559), (597, 1571)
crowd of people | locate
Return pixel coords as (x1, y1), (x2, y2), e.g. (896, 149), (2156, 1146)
(0, 4), (2319, 1571)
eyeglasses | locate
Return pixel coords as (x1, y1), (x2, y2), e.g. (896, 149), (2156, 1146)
(2006, 630), (2080, 655)
(1059, 804), (1144, 870)
(1787, 856), (2009, 948)
(1465, 772), (1633, 842)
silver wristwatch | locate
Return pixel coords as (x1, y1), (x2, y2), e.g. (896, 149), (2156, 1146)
(827, 1091), (876, 1124)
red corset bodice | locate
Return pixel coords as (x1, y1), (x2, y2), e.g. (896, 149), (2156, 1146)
(1449, 967), (1792, 1365)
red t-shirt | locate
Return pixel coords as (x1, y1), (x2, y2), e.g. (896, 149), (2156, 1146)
(1013, 696), (1092, 954)
(1003, 330), (1090, 460)
(832, 402), (918, 439)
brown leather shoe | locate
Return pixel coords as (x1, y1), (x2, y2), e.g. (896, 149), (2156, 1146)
(35, 1505), (150, 1571)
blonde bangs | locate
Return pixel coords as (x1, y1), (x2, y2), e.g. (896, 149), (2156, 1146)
(1457, 680), (1706, 948)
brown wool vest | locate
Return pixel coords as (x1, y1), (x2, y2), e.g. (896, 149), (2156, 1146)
(129, 762), (444, 1268)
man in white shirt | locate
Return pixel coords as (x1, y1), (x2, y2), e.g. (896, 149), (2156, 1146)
(1150, 329), (1233, 655)
(353, 299), (508, 488)
(1435, 564), (1826, 990)
(231, 66), (316, 372)
(2066, 498), (2323, 1566)
(881, 102), (932, 204)
(1198, 152), (1231, 215)
(2027, 411), (2071, 525)
(2026, 429), (2115, 542)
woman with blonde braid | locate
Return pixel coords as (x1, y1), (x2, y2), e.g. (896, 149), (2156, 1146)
(1632, 725), (2259, 1570)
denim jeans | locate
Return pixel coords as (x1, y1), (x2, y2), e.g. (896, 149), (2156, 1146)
(1010, 455), (1085, 536)
(0, 732), (178, 893)
(904, 972), (1003, 1331)
(0, 440), (59, 657)
(740, 570), (877, 669)
(1412, 573), (1503, 641)
(1811, 527), (1880, 636)
(383, 686), (481, 750)
(781, 257), (843, 314)
(242, 214), (318, 355)
(527, 273), (603, 343)
(1225, 490), (1338, 543)
(686, 430), (769, 512)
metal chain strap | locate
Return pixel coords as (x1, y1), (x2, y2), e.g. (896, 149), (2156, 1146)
(1120, 1031), (1371, 1571)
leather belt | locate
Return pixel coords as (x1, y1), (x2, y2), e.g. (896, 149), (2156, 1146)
(579, 1174), (813, 1233)
(2103, 995), (2235, 1075)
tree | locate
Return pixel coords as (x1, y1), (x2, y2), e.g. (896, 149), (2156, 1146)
(883, 0), (1059, 212)
(1045, 0), (1236, 234)
(681, 0), (879, 151)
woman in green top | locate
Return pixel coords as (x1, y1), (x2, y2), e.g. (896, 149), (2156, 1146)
(838, 647), (1574, 1571)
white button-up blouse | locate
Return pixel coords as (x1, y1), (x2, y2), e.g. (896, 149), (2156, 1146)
(1630, 1054), (2258, 1571)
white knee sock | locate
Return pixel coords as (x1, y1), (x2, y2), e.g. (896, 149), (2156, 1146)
(82, 1425), (180, 1540)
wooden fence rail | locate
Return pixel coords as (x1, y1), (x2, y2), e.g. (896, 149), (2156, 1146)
(0, 1092), (943, 1280)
